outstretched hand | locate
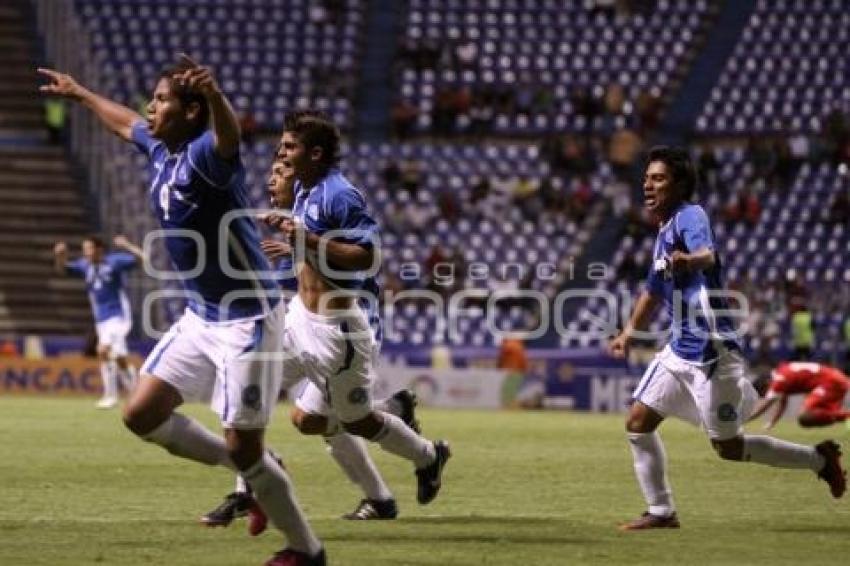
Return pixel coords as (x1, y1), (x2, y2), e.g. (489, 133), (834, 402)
(260, 239), (292, 261)
(38, 68), (85, 100)
(173, 53), (220, 98)
(53, 241), (67, 255)
(113, 235), (130, 250)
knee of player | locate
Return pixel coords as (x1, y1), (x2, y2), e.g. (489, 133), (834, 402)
(122, 403), (149, 437)
(290, 408), (327, 435)
(711, 437), (745, 461)
(341, 413), (382, 439)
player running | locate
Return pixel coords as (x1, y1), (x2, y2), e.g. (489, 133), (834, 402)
(39, 56), (325, 566)
(53, 234), (144, 407)
(202, 152), (423, 532)
(261, 109), (451, 508)
(608, 146), (846, 531)
(749, 362), (850, 429)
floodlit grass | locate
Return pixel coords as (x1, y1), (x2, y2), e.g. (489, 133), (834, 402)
(0, 397), (848, 565)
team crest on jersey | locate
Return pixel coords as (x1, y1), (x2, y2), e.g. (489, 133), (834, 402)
(242, 384), (262, 411)
(347, 387), (368, 405)
(717, 403), (737, 422)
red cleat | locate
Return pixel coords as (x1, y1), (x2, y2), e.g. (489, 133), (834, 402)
(247, 500), (268, 536)
(264, 547), (326, 566)
(816, 440), (847, 499)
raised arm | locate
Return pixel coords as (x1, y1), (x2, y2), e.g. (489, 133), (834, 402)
(608, 290), (662, 358)
(38, 68), (140, 141)
(52, 241), (68, 275)
(173, 54), (240, 159)
(113, 234), (147, 267)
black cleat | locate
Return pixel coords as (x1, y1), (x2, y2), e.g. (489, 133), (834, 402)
(416, 440), (451, 504)
(343, 498), (398, 520)
(392, 389), (421, 433)
(200, 491), (254, 527)
(816, 440), (847, 499)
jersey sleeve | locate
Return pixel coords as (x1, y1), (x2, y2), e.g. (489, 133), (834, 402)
(329, 189), (379, 248)
(186, 130), (240, 189)
(769, 367), (791, 394)
(676, 205), (714, 253)
(109, 252), (138, 272)
(645, 263), (665, 297)
(65, 258), (86, 277)
(130, 120), (158, 156)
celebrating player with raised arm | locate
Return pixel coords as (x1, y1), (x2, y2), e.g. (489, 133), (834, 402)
(39, 56), (325, 566)
(608, 146), (846, 531)
(53, 234), (144, 407)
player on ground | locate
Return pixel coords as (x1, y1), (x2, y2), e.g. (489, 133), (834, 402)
(53, 234), (143, 408)
(39, 57), (325, 566)
(749, 362), (850, 429)
(201, 154), (422, 531)
(608, 146), (846, 531)
(262, 110), (451, 507)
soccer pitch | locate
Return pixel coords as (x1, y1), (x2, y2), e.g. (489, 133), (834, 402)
(1, 398), (847, 565)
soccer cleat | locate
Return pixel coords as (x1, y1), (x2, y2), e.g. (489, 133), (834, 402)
(200, 492), (253, 527)
(96, 396), (118, 409)
(265, 547), (326, 566)
(815, 440), (847, 499)
(342, 498), (398, 520)
(619, 511), (681, 531)
(416, 440), (451, 504)
(392, 389), (421, 433)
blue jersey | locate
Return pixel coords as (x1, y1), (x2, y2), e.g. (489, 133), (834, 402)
(67, 252), (136, 323)
(292, 169), (382, 343)
(130, 121), (280, 321)
(646, 203), (740, 364)
(276, 256), (298, 292)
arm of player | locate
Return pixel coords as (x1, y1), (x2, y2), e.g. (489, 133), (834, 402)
(113, 235), (148, 269)
(305, 232), (376, 271)
(608, 290), (661, 358)
(174, 54), (240, 159)
(52, 241), (68, 275)
(669, 247), (715, 274)
(763, 394), (788, 430)
(38, 68), (140, 142)
(746, 395), (779, 423)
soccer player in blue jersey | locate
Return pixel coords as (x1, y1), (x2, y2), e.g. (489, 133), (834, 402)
(262, 110), (451, 506)
(39, 57), (325, 565)
(53, 234), (143, 408)
(609, 146), (846, 530)
(203, 153), (422, 531)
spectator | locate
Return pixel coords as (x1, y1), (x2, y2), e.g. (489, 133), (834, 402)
(608, 127), (642, 183)
(238, 109), (258, 145)
(400, 159), (423, 198)
(381, 160), (402, 190)
(828, 188), (850, 224)
(390, 99), (418, 139)
(44, 98), (66, 144)
(790, 308), (815, 361)
(511, 175), (541, 219)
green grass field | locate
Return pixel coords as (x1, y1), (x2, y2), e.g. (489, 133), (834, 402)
(1, 397), (848, 565)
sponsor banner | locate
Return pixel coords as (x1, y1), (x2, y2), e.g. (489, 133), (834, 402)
(0, 355), (143, 396)
(373, 366), (510, 409)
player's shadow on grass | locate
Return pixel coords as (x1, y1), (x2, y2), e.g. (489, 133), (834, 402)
(326, 516), (599, 546)
(770, 525), (850, 534)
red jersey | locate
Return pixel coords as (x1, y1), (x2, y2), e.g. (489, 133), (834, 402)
(770, 362), (849, 396)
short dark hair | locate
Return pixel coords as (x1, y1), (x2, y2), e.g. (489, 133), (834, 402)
(83, 235), (105, 249)
(283, 109), (341, 168)
(647, 145), (697, 201)
(158, 60), (210, 134)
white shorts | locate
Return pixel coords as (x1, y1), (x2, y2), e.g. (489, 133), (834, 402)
(283, 295), (377, 423)
(96, 316), (131, 357)
(632, 345), (758, 440)
(140, 304), (285, 429)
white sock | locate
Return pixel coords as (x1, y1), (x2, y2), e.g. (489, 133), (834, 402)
(372, 413), (435, 469)
(326, 432), (393, 501)
(235, 474), (249, 494)
(100, 362), (118, 399)
(243, 452), (322, 556)
(743, 435), (825, 471)
(628, 432), (675, 517)
(142, 413), (235, 469)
